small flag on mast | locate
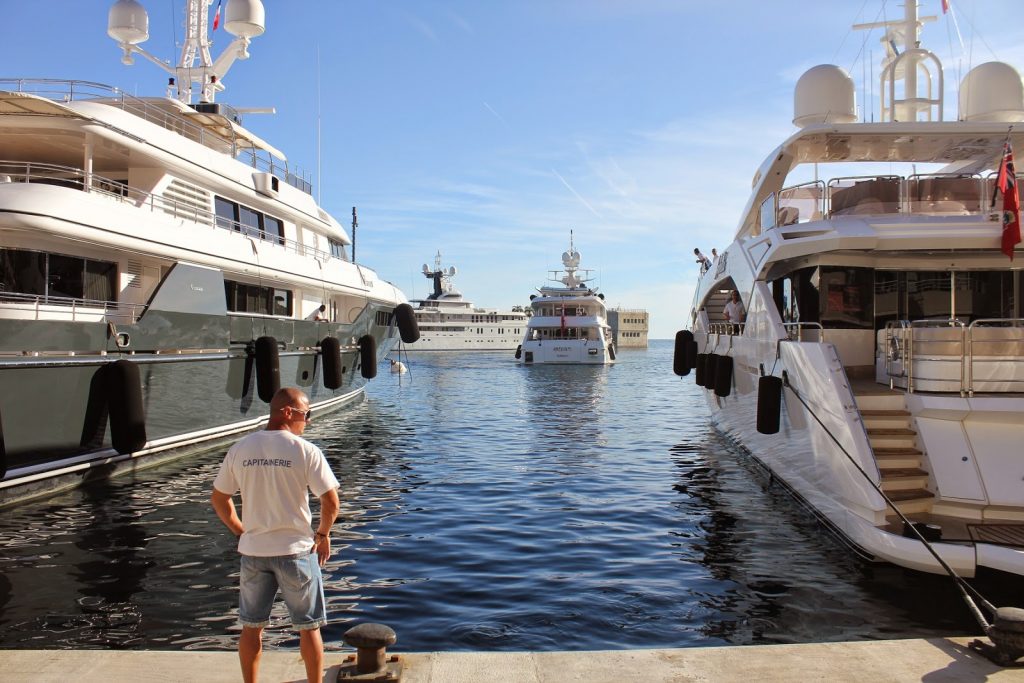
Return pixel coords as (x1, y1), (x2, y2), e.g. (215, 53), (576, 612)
(941, 0), (950, 14)
(996, 141), (1021, 260)
(213, 0), (223, 30)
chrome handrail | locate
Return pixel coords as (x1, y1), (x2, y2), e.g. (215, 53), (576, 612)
(0, 160), (336, 262)
(967, 318), (1024, 396)
(908, 319), (966, 394)
(782, 321), (824, 342)
(0, 290), (146, 323)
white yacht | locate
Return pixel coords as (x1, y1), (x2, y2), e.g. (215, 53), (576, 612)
(0, 0), (418, 506)
(678, 2), (1024, 577)
(518, 237), (615, 365)
(408, 251), (527, 351)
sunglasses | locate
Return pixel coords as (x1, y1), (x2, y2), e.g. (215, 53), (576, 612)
(284, 406), (312, 421)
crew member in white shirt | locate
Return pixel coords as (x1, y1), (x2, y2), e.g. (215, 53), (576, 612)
(723, 290), (745, 331)
(211, 387), (339, 683)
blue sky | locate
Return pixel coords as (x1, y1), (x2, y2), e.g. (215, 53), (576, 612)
(4, 1), (1024, 338)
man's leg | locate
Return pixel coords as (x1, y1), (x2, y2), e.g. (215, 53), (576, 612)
(299, 627), (324, 683)
(239, 625), (264, 683)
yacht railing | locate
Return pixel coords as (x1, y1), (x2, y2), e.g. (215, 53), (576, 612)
(0, 290), (146, 324)
(967, 318), (1024, 396)
(783, 322), (824, 342)
(0, 161), (333, 262)
(769, 172), (1021, 225)
(0, 78), (313, 195)
(708, 322), (744, 336)
(881, 318), (1024, 394)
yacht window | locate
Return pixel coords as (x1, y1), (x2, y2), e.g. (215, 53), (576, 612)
(215, 196), (238, 230)
(329, 238), (346, 260)
(906, 271), (950, 320)
(224, 279), (292, 316)
(239, 205), (264, 239)
(819, 267), (873, 329)
(265, 215), (285, 245)
(48, 254), (84, 299)
(0, 248), (116, 303)
(0, 249), (46, 296)
(954, 271), (1015, 321)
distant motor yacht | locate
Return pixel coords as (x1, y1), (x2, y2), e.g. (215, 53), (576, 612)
(677, 1), (1024, 577)
(518, 236), (615, 365)
(409, 251), (527, 351)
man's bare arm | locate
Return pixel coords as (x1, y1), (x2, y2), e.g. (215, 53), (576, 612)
(313, 488), (340, 566)
(210, 488), (244, 537)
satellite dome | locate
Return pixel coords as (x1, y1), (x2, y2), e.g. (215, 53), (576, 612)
(107, 0), (149, 45)
(960, 62), (1024, 122)
(224, 0), (266, 38)
(793, 64), (857, 128)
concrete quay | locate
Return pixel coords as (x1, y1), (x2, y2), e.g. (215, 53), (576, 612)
(3, 637), (1024, 682)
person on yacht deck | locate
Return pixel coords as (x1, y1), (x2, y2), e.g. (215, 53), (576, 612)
(307, 304), (327, 322)
(723, 290), (745, 331)
(694, 248), (711, 274)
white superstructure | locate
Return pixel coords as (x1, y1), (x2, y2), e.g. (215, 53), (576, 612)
(409, 252), (527, 351)
(678, 1), (1024, 577)
(518, 237), (615, 365)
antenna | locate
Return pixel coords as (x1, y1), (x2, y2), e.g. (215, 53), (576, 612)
(316, 43), (322, 204)
(351, 207), (358, 263)
(107, 0), (266, 103)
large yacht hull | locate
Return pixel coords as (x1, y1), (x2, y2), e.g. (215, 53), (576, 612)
(0, 308), (398, 507)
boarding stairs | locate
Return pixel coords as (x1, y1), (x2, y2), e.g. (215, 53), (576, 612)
(702, 290), (733, 326)
(854, 388), (935, 517)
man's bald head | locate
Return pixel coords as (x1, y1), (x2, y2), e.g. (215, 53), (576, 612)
(270, 387), (309, 412)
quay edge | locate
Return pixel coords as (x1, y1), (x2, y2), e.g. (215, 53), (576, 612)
(1, 637), (1019, 682)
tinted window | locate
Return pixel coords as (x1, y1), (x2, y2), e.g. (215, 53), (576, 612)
(215, 196), (238, 230)
(265, 215), (285, 245)
(0, 249), (45, 295)
(47, 253), (84, 299)
(238, 205), (263, 239)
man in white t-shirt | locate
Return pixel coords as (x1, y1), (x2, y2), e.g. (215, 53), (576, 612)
(211, 387), (340, 683)
(723, 290), (745, 331)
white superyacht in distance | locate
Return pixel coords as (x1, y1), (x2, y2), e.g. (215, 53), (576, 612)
(408, 251), (527, 351)
(518, 237), (615, 365)
(678, 1), (1024, 578)
(0, 0), (418, 505)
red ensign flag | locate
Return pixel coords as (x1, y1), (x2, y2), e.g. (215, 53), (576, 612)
(997, 141), (1021, 260)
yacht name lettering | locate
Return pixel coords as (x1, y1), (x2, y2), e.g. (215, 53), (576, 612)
(242, 458), (292, 468)
(189, 284), (205, 292)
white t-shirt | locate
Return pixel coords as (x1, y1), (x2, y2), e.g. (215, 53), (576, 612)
(213, 429), (339, 557)
(724, 299), (745, 323)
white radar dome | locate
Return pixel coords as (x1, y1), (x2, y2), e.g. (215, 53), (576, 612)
(793, 64), (857, 128)
(107, 0), (149, 45)
(959, 62), (1024, 123)
(225, 0), (266, 38)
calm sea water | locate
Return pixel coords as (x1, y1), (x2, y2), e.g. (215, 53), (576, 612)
(0, 340), (1014, 652)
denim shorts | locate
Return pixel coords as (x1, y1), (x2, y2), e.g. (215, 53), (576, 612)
(239, 551), (326, 630)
